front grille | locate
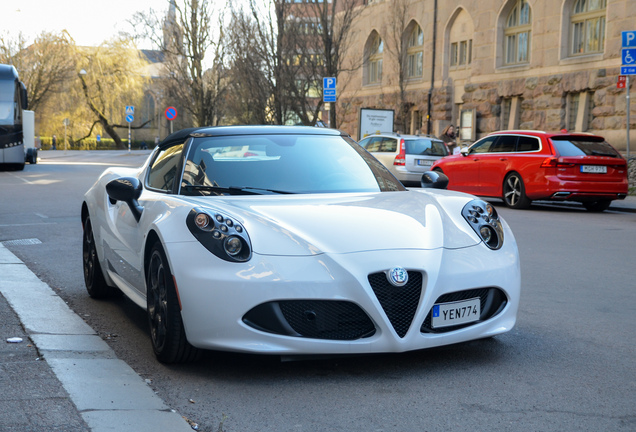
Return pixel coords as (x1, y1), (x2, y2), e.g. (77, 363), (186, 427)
(420, 287), (508, 333)
(243, 300), (376, 340)
(279, 300), (375, 340)
(368, 271), (423, 338)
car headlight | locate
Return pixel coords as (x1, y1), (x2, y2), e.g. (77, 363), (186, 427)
(462, 200), (504, 250)
(186, 208), (252, 262)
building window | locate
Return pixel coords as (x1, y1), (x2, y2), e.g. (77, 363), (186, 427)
(501, 96), (522, 129)
(450, 40), (472, 67)
(406, 25), (423, 78)
(567, 91), (594, 131)
(571, 0), (606, 55)
(504, 0), (531, 65)
(364, 33), (383, 85)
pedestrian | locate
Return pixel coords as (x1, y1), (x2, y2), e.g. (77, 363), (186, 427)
(440, 124), (456, 153)
(51, 134), (57, 150)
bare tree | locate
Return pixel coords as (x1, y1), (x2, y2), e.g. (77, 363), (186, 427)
(224, 9), (271, 124)
(385, 0), (411, 133)
(304, 0), (364, 128)
(131, 0), (226, 127)
(0, 31), (76, 112)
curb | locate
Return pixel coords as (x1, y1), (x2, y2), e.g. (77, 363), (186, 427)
(0, 244), (193, 432)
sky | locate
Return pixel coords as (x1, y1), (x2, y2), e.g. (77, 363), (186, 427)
(0, 0), (167, 48)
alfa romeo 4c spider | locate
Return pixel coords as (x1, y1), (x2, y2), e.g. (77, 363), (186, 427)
(81, 126), (520, 363)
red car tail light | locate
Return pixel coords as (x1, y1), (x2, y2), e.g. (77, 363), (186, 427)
(540, 157), (575, 168)
(394, 139), (406, 166)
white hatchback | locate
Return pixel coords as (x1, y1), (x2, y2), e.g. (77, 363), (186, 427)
(359, 133), (450, 186)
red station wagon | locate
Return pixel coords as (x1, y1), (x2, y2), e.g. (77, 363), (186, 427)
(431, 130), (629, 212)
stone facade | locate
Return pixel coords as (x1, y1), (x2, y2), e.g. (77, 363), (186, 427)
(337, 0), (636, 151)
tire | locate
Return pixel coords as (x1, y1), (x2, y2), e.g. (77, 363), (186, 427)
(503, 173), (531, 209)
(146, 243), (200, 363)
(83, 216), (117, 298)
(583, 200), (611, 212)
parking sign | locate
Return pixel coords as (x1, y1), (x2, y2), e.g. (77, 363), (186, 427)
(323, 77), (336, 102)
(622, 31), (636, 48)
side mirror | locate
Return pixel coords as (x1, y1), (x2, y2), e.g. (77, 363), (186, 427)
(421, 171), (449, 190)
(106, 177), (144, 222)
(460, 147), (469, 156)
(19, 82), (28, 110)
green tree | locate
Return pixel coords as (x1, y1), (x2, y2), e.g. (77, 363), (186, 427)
(75, 38), (151, 148)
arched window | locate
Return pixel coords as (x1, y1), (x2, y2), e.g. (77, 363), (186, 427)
(406, 24), (423, 78)
(448, 8), (474, 72)
(571, 0), (606, 55)
(364, 32), (384, 85)
(142, 92), (156, 127)
(504, 0), (531, 65)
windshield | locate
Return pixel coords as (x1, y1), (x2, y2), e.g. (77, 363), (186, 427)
(551, 138), (621, 158)
(405, 138), (448, 156)
(180, 134), (405, 195)
(0, 80), (15, 126)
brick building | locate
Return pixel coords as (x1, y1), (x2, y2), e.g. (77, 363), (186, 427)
(337, 0), (635, 150)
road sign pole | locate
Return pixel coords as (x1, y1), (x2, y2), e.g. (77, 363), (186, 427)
(628, 76), (631, 158)
(128, 123), (131, 153)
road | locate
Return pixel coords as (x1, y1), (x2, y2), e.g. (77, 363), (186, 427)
(1, 150), (635, 432)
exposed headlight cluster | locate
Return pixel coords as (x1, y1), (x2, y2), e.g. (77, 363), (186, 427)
(186, 208), (252, 262)
(462, 200), (504, 250)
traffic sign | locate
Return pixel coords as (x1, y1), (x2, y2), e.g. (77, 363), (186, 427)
(622, 48), (636, 65)
(96, 134), (101, 142)
(621, 66), (636, 75)
(617, 76), (627, 89)
(165, 106), (178, 121)
(125, 106), (134, 115)
(622, 31), (636, 48)
(125, 114), (134, 123)
(323, 77), (336, 103)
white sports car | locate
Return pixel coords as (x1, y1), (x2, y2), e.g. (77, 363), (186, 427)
(82, 126), (520, 363)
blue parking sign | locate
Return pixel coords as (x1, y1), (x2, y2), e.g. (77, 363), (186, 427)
(622, 48), (636, 66)
(622, 31), (636, 48)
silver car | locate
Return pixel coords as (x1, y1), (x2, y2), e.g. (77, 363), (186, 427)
(359, 133), (450, 186)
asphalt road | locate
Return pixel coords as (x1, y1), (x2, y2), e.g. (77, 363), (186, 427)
(1, 150), (635, 432)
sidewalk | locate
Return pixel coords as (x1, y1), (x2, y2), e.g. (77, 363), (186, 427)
(0, 245), (193, 432)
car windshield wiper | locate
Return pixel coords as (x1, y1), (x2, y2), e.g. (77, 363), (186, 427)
(230, 186), (296, 195)
(181, 185), (260, 196)
(590, 150), (617, 157)
(181, 185), (296, 195)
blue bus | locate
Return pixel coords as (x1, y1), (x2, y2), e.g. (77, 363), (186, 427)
(0, 64), (36, 170)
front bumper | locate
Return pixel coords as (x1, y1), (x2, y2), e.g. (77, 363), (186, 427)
(167, 236), (520, 355)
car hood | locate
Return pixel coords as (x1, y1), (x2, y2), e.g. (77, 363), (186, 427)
(184, 190), (480, 256)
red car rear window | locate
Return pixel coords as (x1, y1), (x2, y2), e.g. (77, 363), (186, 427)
(551, 138), (621, 158)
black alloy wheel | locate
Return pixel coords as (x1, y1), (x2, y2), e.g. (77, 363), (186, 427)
(82, 216), (116, 298)
(146, 242), (199, 363)
(503, 172), (531, 209)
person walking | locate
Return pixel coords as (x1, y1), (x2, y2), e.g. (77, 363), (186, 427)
(440, 124), (457, 153)
(51, 135), (57, 150)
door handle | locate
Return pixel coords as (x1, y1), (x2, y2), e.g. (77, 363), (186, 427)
(499, 158), (508, 161)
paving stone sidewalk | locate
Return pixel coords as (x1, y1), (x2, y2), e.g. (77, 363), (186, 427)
(0, 291), (89, 432)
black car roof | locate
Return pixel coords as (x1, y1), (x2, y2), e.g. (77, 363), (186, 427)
(159, 125), (347, 149)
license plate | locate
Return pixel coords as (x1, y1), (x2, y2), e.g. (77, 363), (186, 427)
(417, 159), (433, 166)
(581, 165), (607, 174)
(432, 298), (481, 328)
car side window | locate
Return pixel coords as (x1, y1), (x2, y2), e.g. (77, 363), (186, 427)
(516, 136), (540, 152)
(489, 135), (517, 153)
(147, 143), (185, 192)
(379, 138), (397, 152)
(469, 136), (497, 154)
(361, 137), (383, 152)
